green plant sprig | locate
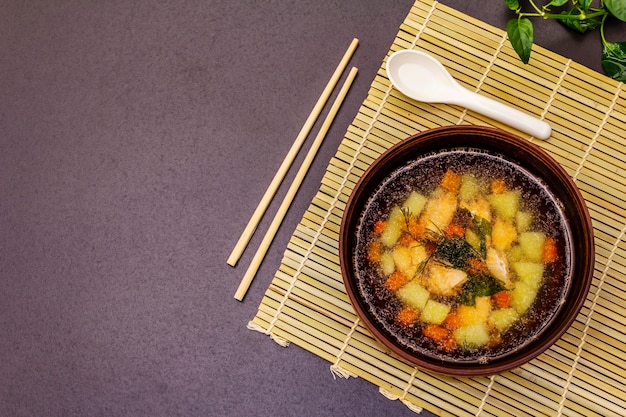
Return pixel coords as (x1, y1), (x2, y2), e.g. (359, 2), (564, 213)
(505, 0), (626, 81)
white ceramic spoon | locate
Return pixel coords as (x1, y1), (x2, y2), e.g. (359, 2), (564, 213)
(386, 50), (552, 140)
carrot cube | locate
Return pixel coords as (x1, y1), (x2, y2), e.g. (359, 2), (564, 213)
(396, 307), (419, 326)
(423, 324), (449, 342)
(385, 271), (409, 292)
(373, 220), (387, 234)
(543, 237), (558, 263)
(441, 169), (461, 192)
(491, 178), (507, 194)
(492, 290), (512, 309)
(367, 241), (382, 262)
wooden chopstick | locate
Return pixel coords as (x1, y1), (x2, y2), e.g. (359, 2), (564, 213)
(226, 38), (359, 267)
(234, 66), (359, 301)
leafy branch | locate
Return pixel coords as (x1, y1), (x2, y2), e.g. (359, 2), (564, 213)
(505, 0), (626, 81)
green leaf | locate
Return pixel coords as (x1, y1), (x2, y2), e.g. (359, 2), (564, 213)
(558, 10), (602, 32)
(579, 0), (592, 11)
(504, 0), (520, 11)
(506, 18), (534, 64)
(548, 0), (569, 6)
(605, 0), (626, 21)
(459, 274), (504, 306)
(432, 236), (478, 270)
(602, 41), (626, 81)
(472, 215), (491, 259)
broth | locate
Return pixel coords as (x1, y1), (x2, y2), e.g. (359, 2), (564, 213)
(353, 149), (572, 363)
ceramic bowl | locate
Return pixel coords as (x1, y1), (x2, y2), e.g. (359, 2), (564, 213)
(339, 125), (594, 376)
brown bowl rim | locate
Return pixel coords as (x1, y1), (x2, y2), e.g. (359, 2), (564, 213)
(339, 125), (595, 376)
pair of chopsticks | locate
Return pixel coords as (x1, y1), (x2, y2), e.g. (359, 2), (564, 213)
(229, 38), (360, 301)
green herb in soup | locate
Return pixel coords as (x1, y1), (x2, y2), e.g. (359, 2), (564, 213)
(366, 168), (561, 353)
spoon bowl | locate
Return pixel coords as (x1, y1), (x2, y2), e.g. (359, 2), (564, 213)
(386, 50), (552, 140)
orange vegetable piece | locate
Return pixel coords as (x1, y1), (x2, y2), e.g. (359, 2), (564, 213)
(373, 220), (387, 234)
(385, 271), (409, 292)
(492, 290), (512, 309)
(440, 335), (457, 352)
(367, 241), (382, 262)
(441, 169), (461, 192)
(445, 223), (465, 238)
(396, 307), (419, 326)
(398, 233), (416, 247)
(442, 312), (461, 330)
(491, 178), (506, 194)
(423, 324), (449, 342)
(543, 237), (558, 263)
(408, 216), (425, 239)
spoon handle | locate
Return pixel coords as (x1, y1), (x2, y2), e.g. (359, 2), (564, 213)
(454, 90), (552, 140)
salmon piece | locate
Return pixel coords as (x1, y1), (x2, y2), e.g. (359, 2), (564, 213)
(486, 247), (512, 289)
(427, 264), (468, 296)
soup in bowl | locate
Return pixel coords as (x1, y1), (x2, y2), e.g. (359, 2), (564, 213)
(339, 126), (594, 376)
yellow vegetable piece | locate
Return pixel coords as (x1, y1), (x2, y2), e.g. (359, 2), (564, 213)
(518, 231), (546, 263)
(516, 211), (534, 232)
(420, 299), (452, 325)
(380, 206), (404, 247)
(491, 308), (519, 332)
(457, 296), (491, 327)
(488, 190), (520, 221)
(392, 245), (415, 278)
(512, 261), (544, 291)
(511, 281), (537, 314)
(507, 245), (524, 263)
(492, 218), (517, 252)
(458, 174), (481, 202)
(379, 251), (395, 276)
(453, 323), (490, 348)
(402, 191), (427, 218)
(397, 281), (430, 311)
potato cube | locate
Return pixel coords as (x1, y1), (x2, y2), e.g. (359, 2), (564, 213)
(392, 245), (415, 278)
(420, 300), (452, 325)
(457, 296), (491, 326)
(397, 281), (430, 311)
(379, 251), (395, 276)
(402, 191), (427, 218)
(507, 245), (524, 263)
(491, 308), (519, 332)
(488, 190), (520, 221)
(492, 218), (517, 251)
(518, 231), (546, 263)
(380, 206), (404, 247)
(512, 261), (544, 291)
(511, 281), (537, 314)
(459, 174), (481, 202)
(516, 211), (534, 232)
(453, 323), (490, 348)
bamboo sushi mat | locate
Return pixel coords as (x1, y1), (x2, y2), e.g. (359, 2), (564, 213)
(248, 0), (626, 415)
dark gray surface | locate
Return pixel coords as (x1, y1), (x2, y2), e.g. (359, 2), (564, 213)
(0, 1), (610, 416)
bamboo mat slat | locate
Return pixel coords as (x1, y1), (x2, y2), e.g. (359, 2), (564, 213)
(248, 0), (626, 415)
